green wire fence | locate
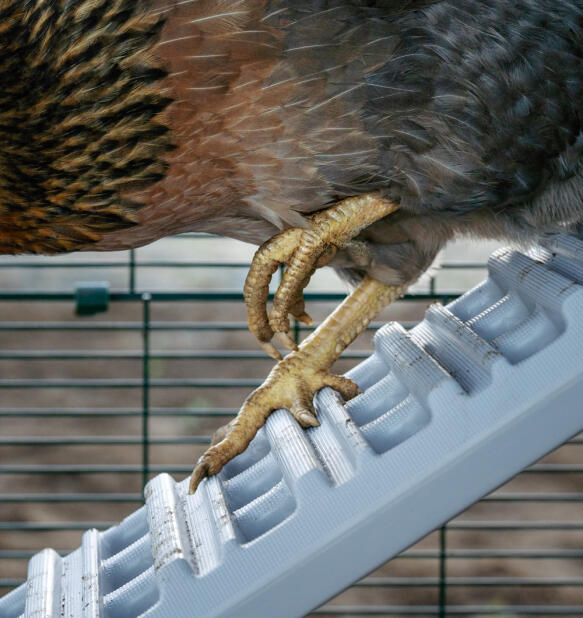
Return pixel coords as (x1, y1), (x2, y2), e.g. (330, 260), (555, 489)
(0, 234), (582, 616)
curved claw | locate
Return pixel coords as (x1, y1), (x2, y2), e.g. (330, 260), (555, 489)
(259, 339), (283, 361)
(287, 287), (313, 327)
(276, 331), (298, 352)
(290, 390), (320, 427)
(293, 311), (313, 326)
(295, 409), (320, 428)
(189, 456), (212, 494)
(189, 431), (245, 494)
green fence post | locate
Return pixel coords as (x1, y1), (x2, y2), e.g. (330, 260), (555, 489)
(142, 293), (151, 493)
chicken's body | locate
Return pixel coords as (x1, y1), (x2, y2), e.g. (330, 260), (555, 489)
(3, 0), (583, 488)
(4, 0), (583, 266)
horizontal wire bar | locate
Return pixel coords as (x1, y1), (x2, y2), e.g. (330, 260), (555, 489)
(0, 378), (263, 388)
(0, 580), (23, 588)
(0, 522), (112, 531)
(0, 291), (295, 302)
(438, 263), (487, 270)
(408, 549), (583, 559)
(524, 464), (583, 473)
(313, 605), (583, 616)
(0, 436), (210, 446)
(480, 493), (583, 502)
(0, 464), (193, 474)
(1, 548), (582, 560)
(0, 490), (583, 500)
(2, 578), (582, 592)
(354, 576), (583, 587)
(0, 349), (370, 361)
(1, 521), (581, 533)
(0, 261), (485, 270)
(0, 550), (62, 559)
(0, 291), (457, 303)
(446, 520), (583, 531)
(0, 320), (418, 332)
(0, 493), (143, 503)
(0, 321), (254, 331)
(0, 262), (252, 269)
(0, 407), (236, 417)
(1, 464), (581, 475)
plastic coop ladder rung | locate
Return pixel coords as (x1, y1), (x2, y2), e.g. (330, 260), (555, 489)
(2, 234), (583, 618)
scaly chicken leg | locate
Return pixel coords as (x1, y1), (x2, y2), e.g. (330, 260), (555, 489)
(189, 195), (404, 493)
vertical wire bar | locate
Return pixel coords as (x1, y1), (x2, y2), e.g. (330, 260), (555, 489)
(438, 526), (447, 618)
(141, 293), (151, 493)
(129, 249), (136, 294)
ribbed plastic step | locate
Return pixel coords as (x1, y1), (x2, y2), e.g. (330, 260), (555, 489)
(2, 233), (583, 618)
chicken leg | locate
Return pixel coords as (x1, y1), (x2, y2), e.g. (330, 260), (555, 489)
(189, 195), (404, 493)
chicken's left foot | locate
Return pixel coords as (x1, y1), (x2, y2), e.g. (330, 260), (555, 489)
(189, 275), (406, 494)
(188, 351), (359, 493)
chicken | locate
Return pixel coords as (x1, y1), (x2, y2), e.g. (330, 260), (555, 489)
(2, 0), (583, 493)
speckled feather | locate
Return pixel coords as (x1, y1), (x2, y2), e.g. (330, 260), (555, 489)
(0, 0), (174, 253)
(2, 0), (583, 285)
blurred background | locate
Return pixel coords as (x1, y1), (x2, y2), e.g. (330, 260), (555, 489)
(0, 234), (582, 616)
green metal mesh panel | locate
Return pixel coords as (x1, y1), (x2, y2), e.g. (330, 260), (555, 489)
(0, 235), (581, 616)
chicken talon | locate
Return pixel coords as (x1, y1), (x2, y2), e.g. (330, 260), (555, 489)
(294, 409), (320, 428)
(190, 442), (236, 492)
(259, 340), (283, 361)
(189, 457), (212, 494)
(294, 311), (313, 326)
(276, 331), (298, 352)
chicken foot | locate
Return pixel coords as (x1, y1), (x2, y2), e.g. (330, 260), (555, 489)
(244, 193), (401, 359)
(189, 275), (405, 493)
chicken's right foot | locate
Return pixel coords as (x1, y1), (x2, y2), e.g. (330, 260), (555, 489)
(244, 193), (400, 359)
